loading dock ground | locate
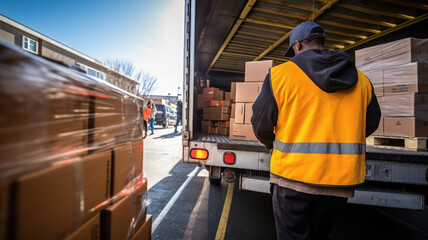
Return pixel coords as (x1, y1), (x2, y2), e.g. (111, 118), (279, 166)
(144, 126), (428, 239)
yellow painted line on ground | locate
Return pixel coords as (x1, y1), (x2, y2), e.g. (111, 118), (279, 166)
(215, 182), (235, 240)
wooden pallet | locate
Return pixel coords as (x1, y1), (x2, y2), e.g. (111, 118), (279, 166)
(367, 136), (428, 151)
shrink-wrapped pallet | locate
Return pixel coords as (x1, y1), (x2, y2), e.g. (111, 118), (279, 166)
(0, 41), (149, 240)
(356, 38), (428, 71)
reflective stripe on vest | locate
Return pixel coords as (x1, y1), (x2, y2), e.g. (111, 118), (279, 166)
(274, 140), (366, 155)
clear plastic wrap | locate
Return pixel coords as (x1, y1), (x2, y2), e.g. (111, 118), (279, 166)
(362, 62), (428, 97)
(0, 41), (149, 239)
(380, 93), (428, 120)
(356, 38), (428, 72)
(356, 38), (428, 138)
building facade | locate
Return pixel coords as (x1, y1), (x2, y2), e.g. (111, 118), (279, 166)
(0, 14), (139, 95)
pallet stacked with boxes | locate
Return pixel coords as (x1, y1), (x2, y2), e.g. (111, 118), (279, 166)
(0, 42), (151, 239)
(230, 60), (273, 141)
(356, 38), (428, 150)
(198, 87), (231, 135)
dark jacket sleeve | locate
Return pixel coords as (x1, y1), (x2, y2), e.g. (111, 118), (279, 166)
(366, 83), (381, 137)
(251, 71), (278, 150)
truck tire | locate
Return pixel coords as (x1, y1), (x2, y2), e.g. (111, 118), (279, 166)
(209, 177), (221, 185)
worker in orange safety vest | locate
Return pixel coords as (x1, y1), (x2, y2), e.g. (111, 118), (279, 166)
(251, 22), (380, 240)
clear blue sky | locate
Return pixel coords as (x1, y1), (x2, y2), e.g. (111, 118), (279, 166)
(0, 0), (184, 96)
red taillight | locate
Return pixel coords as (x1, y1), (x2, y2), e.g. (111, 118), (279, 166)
(223, 152), (235, 165)
(190, 148), (208, 160)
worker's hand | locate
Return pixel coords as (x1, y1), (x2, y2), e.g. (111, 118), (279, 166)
(270, 148), (273, 154)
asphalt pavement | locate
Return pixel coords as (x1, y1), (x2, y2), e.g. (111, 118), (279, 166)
(143, 126), (428, 240)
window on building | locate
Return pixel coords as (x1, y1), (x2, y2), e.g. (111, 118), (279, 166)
(75, 62), (105, 80)
(22, 36), (38, 54)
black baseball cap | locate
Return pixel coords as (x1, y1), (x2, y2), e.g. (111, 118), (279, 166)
(284, 22), (325, 57)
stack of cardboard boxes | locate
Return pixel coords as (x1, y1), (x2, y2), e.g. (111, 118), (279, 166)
(198, 87), (231, 135)
(0, 42), (151, 240)
(356, 38), (428, 138)
(230, 60), (273, 141)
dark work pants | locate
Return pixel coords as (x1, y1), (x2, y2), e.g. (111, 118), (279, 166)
(271, 184), (347, 240)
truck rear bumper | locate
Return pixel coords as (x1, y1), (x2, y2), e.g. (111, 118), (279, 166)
(183, 141), (270, 171)
(239, 175), (270, 194)
(349, 187), (425, 210)
(238, 175), (425, 210)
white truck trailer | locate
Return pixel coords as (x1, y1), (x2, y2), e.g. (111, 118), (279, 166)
(182, 0), (428, 210)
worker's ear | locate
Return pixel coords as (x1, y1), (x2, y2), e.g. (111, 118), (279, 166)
(295, 40), (302, 51)
(292, 40), (301, 55)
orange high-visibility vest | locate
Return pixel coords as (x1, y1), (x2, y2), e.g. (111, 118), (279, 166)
(144, 108), (152, 122)
(270, 61), (372, 187)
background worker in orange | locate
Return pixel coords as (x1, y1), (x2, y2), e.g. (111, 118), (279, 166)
(251, 22), (380, 240)
(143, 101), (153, 138)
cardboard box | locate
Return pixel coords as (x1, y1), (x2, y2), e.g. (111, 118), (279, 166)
(65, 213), (100, 240)
(245, 103), (253, 124)
(381, 38), (428, 68)
(202, 120), (213, 128)
(202, 87), (224, 100)
(217, 127), (229, 136)
(383, 63), (428, 95)
(355, 45), (383, 72)
(81, 151), (113, 220)
(92, 92), (123, 146)
(112, 141), (143, 196)
(132, 140), (143, 178)
(122, 97), (144, 142)
(229, 118), (235, 139)
(197, 96), (212, 110)
(11, 151), (111, 240)
(231, 104), (236, 118)
(201, 126), (209, 134)
(372, 117), (384, 136)
(101, 180), (147, 240)
(0, 182), (9, 240)
(0, 86), (89, 169)
(131, 214), (152, 240)
(381, 93), (428, 120)
(112, 145), (131, 196)
(12, 162), (74, 240)
(210, 100), (231, 107)
(235, 103), (245, 124)
(48, 94), (90, 150)
(384, 117), (428, 138)
(235, 82), (263, 102)
(218, 121), (229, 128)
(203, 106), (230, 121)
(234, 103), (254, 124)
(356, 38), (428, 71)
(245, 60), (273, 82)
(363, 69), (383, 96)
(225, 92), (231, 101)
(202, 87), (219, 96)
(231, 123), (258, 141)
(209, 126), (218, 134)
(231, 82), (237, 103)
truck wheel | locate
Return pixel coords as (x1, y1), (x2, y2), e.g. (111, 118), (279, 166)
(209, 177), (221, 185)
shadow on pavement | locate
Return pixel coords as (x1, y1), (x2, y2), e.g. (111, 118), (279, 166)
(153, 131), (182, 139)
